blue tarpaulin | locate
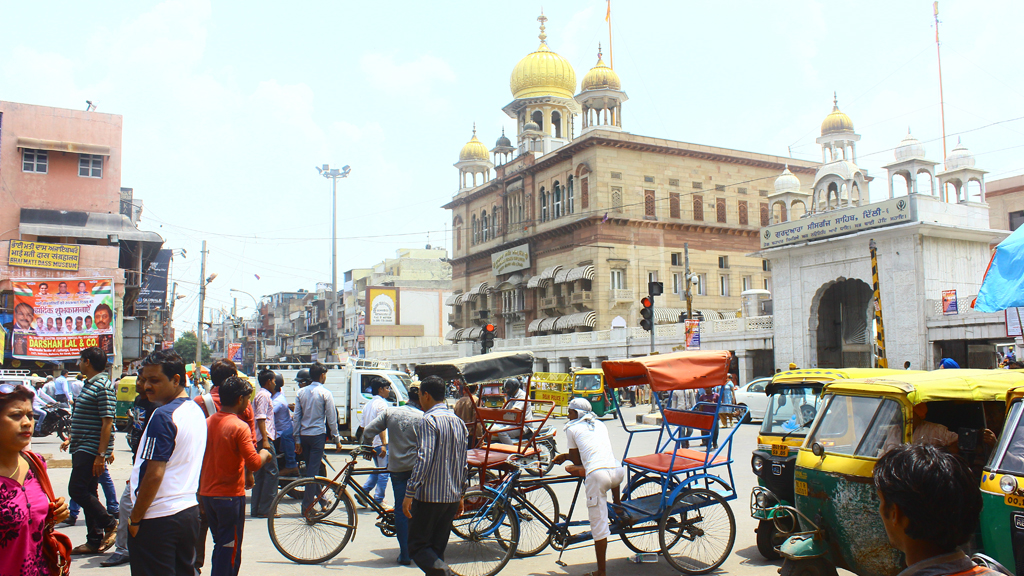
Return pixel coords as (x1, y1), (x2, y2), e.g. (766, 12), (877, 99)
(975, 225), (1024, 312)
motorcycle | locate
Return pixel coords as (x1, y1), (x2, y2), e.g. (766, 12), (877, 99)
(34, 403), (72, 440)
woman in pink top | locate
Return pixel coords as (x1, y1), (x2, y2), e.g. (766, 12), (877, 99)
(0, 383), (70, 575)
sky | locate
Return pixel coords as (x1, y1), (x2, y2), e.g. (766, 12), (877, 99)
(2, 0), (1023, 335)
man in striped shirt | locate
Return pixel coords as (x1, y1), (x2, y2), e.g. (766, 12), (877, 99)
(403, 375), (468, 576)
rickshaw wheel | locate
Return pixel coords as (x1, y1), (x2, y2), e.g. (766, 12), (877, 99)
(448, 489), (518, 576)
(756, 519), (782, 560)
(513, 484), (558, 557)
(779, 557), (838, 576)
(659, 488), (736, 575)
(619, 477), (670, 554)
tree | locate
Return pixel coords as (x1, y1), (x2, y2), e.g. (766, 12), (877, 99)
(173, 331), (212, 364)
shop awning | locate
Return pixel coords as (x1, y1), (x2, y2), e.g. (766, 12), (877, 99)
(19, 209), (163, 244)
(528, 265), (562, 289)
(528, 318), (544, 333)
(17, 137), (112, 156)
(565, 265), (596, 282)
(464, 282), (490, 301)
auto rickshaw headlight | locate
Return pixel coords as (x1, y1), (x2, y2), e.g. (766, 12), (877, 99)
(755, 491), (771, 508)
(1001, 475), (1019, 495)
(752, 456), (765, 475)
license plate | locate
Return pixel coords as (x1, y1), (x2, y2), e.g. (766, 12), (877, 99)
(772, 444), (788, 457)
(1014, 513), (1024, 530)
(1006, 494), (1024, 508)
(795, 480), (808, 496)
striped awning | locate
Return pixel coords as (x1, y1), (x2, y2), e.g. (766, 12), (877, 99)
(464, 282), (490, 301)
(445, 293), (462, 306)
(655, 308), (687, 325)
(557, 311), (597, 330)
(565, 265), (596, 282)
(538, 317), (559, 331)
(464, 326), (483, 339)
(526, 275), (545, 289)
(554, 268), (572, 284)
(445, 328), (464, 341)
(528, 265), (562, 289)
(528, 318), (544, 333)
(697, 309), (724, 321)
(495, 273), (524, 291)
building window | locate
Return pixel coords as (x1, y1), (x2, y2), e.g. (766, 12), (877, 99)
(540, 188), (548, 222)
(648, 271), (659, 284)
(718, 256), (729, 269)
(720, 275), (730, 296)
(669, 178), (680, 187)
(23, 149), (47, 173)
(762, 259), (771, 271)
(553, 181), (563, 219)
(581, 177), (589, 209)
(670, 252), (681, 266)
(715, 184), (725, 192)
(611, 172), (622, 179)
(471, 214), (478, 244)
(644, 175), (655, 183)
(79, 154), (103, 178)
(481, 212), (489, 241)
(456, 225), (462, 250)
(693, 196), (704, 221)
(692, 181), (703, 190)
(695, 273), (706, 296)
(738, 200), (748, 225)
(669, 193), (680, 218)
(764, 278), (771, 291)
(716, 198), (727, 223)
(644, 190), (656, 218)
(738, 187), (747, 195)
(672, 273), (681, 294)
(759, 189), (769, 197)
(610, 269), (625, 290)
(567, 175), (574, 214)
(742, 276), (752, 292)
(612, 187), (623, 213)
(1010, 210), (1024, 231)
(760, 202), (770, 227)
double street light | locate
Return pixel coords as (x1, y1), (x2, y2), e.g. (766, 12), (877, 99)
(317, 164), (351, 362)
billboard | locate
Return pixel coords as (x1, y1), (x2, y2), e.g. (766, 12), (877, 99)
(227, 343), (243, 365)
(10, 278), (116, 360)
(366, 287), (398, 326)
(137, 249), (172, 311)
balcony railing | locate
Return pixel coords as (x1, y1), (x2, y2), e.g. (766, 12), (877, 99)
(610, 288), (634, 302)
(571, 290), (593, 306)
(541, 297), (559, 310)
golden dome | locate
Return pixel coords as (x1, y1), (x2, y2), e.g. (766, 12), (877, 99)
(459, 126), (489, 162)
(821, 93), (854, 136)
(509, 13), (577, 99)
(580, 47), (620, 91)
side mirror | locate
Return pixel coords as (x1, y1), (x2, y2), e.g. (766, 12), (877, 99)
(811, 442), (825, 457)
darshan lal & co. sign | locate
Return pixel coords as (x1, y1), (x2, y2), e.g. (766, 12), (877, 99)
(760, 197), (911, 249)
(491, 244), (530, 275)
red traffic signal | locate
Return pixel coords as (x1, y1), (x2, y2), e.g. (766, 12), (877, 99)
(484, 324), (495, 332)
(640, 297), (653, 308)
(640, 296), (654, 331)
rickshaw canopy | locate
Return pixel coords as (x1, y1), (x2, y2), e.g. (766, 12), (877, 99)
(1002, 380), (1024, 405)
(602, 350), (731, 391)
(765, 368), (914, 396)
(414, 351), (534, 384)
(823, 369), (1024, 404)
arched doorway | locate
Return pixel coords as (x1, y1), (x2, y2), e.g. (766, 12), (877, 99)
(811, 278), (873, 368)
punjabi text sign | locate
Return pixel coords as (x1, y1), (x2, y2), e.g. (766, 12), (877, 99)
(8, 240), (80, 271)
(491, 244), (531, 275)
(760, 198), (911, 249)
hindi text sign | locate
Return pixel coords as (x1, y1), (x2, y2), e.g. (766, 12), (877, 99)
(8, 240), (80, 271)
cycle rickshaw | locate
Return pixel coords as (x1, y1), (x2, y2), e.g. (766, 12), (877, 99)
(457, 350), (747, 576)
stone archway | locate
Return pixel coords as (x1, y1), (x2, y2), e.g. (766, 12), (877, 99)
(809, 277), (873, 368)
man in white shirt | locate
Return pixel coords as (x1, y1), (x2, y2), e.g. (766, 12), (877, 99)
(30, 380), (56, 433)
(552, 398), (625, 576)
(293, 362), (341, 511)
(360, 376), (391, 504)
(495, 378), (533, 446)
(54, 370), (71, 404)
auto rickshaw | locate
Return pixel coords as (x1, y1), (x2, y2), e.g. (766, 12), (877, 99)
(777, 369), (1024, 576)
(115, 375), (138, 431)
(571, 368), (617, 418)
(977, 381), (1024, 575)
(480, 381), (506, 407)
(751, 368), (913, 560)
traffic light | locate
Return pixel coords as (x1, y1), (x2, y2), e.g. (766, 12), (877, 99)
(481, 323), (496, 354)
(640, 296), (654, 331)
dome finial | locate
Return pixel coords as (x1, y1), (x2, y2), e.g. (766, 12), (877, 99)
(833, 91), (838, 108)
(597, 42), (602, 61)
(538, 10), (548, 46)
(473, 122), (477, 136)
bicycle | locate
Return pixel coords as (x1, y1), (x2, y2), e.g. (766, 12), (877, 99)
(268, 446), (397, 564)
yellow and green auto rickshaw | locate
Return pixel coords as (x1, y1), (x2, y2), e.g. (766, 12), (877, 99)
(750, 368), (915, 560)
(777, 369), (1024, 576)
(114, 375), (138, 431)
(977, 381), (1024, 575)
(571, 368), (617, 418)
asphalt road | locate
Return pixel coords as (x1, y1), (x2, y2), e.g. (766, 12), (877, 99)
(34, 405), (833, 576)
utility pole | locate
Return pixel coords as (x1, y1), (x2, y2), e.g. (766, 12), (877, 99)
(684, 243), (693, 321)
(318, 164), (352, 362)
(196, 240), (207, 374)
(934, 2), (948, 179)
(232, 297), (237, 360)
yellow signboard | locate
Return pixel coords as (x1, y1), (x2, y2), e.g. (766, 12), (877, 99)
(366, 286), (398, 325)
(8, 240), (80, 271)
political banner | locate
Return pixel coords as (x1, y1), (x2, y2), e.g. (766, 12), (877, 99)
(942, 290), (959, 315)
(685, 319), (701, 350)
(228, 343), (242, 365)
(10, 278), (116, 360)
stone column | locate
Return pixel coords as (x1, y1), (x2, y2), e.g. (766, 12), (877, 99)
(736, 349), (754, 387)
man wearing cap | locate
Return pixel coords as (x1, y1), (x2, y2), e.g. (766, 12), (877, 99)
(552, 398), (625, 576)
(360, 376), (392, 505)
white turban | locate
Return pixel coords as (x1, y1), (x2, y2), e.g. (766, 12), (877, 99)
(566, 397), (597, 431)
(568, 397), (593, 414)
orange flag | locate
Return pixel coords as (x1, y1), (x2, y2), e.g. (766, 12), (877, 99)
(605, 0), (611, 22)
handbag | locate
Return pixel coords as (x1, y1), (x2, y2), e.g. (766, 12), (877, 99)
(23, 451), (73, 576)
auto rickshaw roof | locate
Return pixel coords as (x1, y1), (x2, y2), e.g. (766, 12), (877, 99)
(573, 368), (603, 376)
(823, 369), (1024, 404)
(765, 368), (916, 395)
(414, 351), (534, 384)
(601, 350), (731, 391)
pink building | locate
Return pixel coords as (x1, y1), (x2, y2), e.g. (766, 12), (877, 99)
(0, 101), (163, 372)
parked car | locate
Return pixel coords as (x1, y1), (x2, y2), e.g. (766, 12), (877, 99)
(733, 377), (772, 422)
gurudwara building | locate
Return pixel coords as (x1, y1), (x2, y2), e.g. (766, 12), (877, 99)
(443, 14), (817, 346)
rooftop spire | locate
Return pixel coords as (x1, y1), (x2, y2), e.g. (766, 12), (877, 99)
(833, 91), (838, 109)
(597, 42), (603, 61)
(538, 10), (548, 46)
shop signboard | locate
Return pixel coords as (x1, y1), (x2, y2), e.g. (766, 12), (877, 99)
(11, 277), (115, 360)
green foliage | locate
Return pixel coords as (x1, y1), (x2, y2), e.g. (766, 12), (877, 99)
(173, 331), (212, 364)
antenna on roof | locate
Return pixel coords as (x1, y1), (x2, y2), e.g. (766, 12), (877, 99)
(85, 101), (97, 112)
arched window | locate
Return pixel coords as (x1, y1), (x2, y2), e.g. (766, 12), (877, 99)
(471, 214), (478, 244)
(567, 176), (574, 214)
(481, 211), (489, 241)
(716, 198), (727, 223)
(456, 225), (462, 250)
(644, 190), (656, 217)
(738, 201), (748, 225)
(670, 193), (680, 218)
(531, 110), (544, 133)
(581, 177), (589, 209)
(693, 196), (704, 221)
(612, 188), (623, 213)
(492, 207), (499, 236)
(540, 187), (548, 222)
(553, 181), (562, 218)
(760, 202), (769, 227)
(552, 111), (562, 138)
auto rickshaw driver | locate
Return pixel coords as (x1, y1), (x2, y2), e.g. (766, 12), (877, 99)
(882, 402), (997, 454)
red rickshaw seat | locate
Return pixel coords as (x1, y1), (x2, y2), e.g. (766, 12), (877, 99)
(467, 446), (539, 468)
(623, 449), (726, 473)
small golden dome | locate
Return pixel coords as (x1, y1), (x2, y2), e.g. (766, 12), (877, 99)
(581, 46), (620, 91)
(459, 126), (489, 162)
(821, 93), (854, 136)
(509, 13), (577, 99)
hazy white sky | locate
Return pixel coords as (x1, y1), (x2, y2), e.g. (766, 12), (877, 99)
(2, 0), (1022, 334)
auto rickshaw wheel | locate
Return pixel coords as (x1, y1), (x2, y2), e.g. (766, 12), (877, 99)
(779, 557), (838, 576)
(756, 519), (782, 560)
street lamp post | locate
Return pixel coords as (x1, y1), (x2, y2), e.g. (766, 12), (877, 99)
(317, 164), (351, 362)
(195, 240), (217, 379)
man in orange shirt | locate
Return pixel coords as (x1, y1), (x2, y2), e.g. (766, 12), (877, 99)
(198, 376), (271, 576)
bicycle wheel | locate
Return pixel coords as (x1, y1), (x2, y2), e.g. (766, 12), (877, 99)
(659, 488), (736, 574)
(448, 489), (519, 576)
(513, 483), (558, 557)
(619, 477), (666, 554)
(269, 477), (356, 564)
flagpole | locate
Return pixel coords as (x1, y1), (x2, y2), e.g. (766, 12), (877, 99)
(606, 0), (613, 69)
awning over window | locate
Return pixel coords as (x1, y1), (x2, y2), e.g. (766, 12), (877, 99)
(464, 282), (490, 301)
(528, 318), (544, 333)
(565, 265), (596, 282)
(445, 328), (463, 341)
(17, 137), (111, 156)
(495, 273), (525, 291)
(528, 265), (562, 289)
(554, 268), (572, 284)
(556, 311), (597, 330)
(538, 317), (558, 331)
(463, 326), (482, 340)
(655, 308), (687, 325)
(445, 293), (462, 306)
